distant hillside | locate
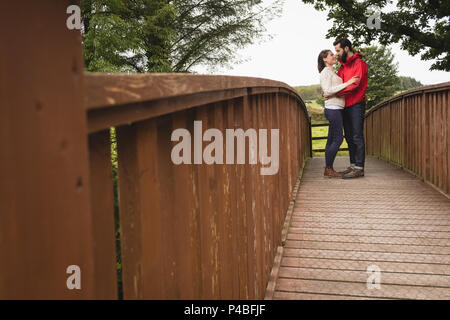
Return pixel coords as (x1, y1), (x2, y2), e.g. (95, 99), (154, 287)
(293, 84), (322, 103)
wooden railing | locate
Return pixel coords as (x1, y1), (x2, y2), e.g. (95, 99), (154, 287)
(85, 73), (311, 299)
(5, 1), (448, 301)
(365, 82), (450, 195)
(1, 2), (312, 299)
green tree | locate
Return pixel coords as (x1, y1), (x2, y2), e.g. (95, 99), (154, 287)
(295, 84), (322, 101)
(81, 0), (282, 73)
(399, 76), (423, 91)
(316, 95), (325, 107)
(82, 0), (177, 72)
(300, 0), (450, 71)
(360, 46), (400, 109)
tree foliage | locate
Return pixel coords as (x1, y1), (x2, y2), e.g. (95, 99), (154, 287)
(300, 0), (450, 71)
(295, 84), (322, 101)
(359, 46), (400, 109)
(81, 0), (282, 73)
(399, 76), (423, 91)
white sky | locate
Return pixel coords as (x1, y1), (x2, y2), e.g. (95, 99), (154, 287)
(193, 0), (450, 86)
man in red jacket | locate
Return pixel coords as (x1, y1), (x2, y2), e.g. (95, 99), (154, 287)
(327, 38), (368, 179)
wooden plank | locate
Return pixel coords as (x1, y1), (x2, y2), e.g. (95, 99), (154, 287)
(261, 94), (271, 288)
(271, 94), (282, 250)
(243, 95), (257, 298)
(281, 256), (450, 276)
(195, 104), (220, 299)
(415, 96), (419, 173)
(366, 115), (372, 156)
(282, 247), (450, 264)
(233, 97), (250, 299)
(85, 73), (301, 111)
(438, 92), (444, 190)
(213, 101), (233, 299)
(275, 278), (450, 300)
(440, 91), (446, 192)
(412, 97), (416, 173)
(253, 94), (264, 298)
(288, 227), (450, 239)
(116, 124), (146, 299)
(431, 92), (435, 186)
(421, 93), (425, 179)
(0, 1), (96, 299)
(87, 88), (247, 134)
(403, 97), (407, 168)
(88, 131), (118, 299)
(273, 291), (382, 300)
(169, 110), (202, 299)
(225, 98), (241, 299)
(274, 93), (284, 248)
(279, 267), (450, 287)
(407, 97), (412, 170)
(447, 91), (450, 195)
(285, 239), (450, 255)
(425, 93), (431, 182)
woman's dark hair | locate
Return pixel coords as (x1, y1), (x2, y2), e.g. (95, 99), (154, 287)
(333, 38), (353, 52)
(318, 50), (331, 73)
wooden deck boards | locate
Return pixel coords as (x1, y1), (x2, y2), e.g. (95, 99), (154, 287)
(268, 156), (450, 300)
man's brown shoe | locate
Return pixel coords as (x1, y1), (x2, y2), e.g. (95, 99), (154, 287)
(339, 166), (354, 175)
(324, 168), (343, 178)
(342, 168), (364, 179)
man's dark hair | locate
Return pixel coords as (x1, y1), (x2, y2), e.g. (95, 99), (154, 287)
(333, 38), (353, 52)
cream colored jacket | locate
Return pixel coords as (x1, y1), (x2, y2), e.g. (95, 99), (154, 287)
(320, 66), (350, 108)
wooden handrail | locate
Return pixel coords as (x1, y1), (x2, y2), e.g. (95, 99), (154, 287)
(85, 73), (310, 133)
(83, 72), (312, 299)
(364, 81), (450, 196)
(365, 81), (450, 117)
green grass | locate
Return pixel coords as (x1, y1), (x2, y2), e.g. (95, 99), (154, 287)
(308, 100), (323, 110)
(311, 121), (349, 158)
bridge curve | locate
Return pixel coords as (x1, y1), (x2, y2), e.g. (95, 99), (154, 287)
(85, 73), (311, 299)
(365, 81), (449, 196)
(266, 83), (450, 300)
(0, 2), (448, 300)
(266, 156), (450, 300)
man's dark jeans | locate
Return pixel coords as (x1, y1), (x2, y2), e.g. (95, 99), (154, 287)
(343, 101), (366, 168)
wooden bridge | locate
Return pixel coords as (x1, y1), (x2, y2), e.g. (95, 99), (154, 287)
(1, 2), (449, 300)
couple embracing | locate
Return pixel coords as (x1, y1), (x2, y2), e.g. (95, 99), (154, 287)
(318, 38), (368, 179)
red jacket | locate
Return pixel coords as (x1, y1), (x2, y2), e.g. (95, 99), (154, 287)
(336, 52), (368, 107)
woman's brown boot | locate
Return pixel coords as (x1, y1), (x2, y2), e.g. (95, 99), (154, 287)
(324, 167), (343, 178)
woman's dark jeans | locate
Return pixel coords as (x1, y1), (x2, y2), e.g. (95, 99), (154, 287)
(324, 108), (344, 169)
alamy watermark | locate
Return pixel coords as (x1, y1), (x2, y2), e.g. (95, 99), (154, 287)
(366, 264), (381, 290)
(66, 5), (82, 30)
(366, 5), (382, 30)
(66, 4), (382, 31)
(66, 265), (81, 290)
(171, 121), (279, 176)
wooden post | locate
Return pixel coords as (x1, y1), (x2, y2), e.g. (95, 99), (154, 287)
(0, 1), (98, 298)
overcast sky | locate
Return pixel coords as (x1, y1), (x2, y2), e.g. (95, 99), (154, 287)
(194, 0), (449, 87)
